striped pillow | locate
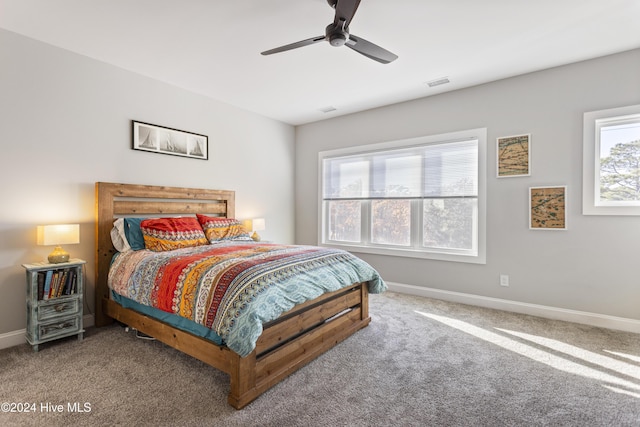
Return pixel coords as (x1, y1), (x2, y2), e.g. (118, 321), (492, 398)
(196, 214), (252, 243)
(141, 217), (208, 251)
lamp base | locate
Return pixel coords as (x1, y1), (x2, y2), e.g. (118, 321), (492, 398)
(251, 231), (261, 242)
(48, 246), (70, 264)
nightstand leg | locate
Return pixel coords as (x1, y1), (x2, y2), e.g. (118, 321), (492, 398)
(78, 332), (83, 341)
(32, 344), (39, 352)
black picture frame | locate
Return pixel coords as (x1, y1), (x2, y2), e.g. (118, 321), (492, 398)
(132, 121), (208, 160)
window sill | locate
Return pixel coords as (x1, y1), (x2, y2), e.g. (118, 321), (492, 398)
(321, 242), (486, 264)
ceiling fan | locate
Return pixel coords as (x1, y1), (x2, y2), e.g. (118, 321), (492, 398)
(261, 0), (398, 64)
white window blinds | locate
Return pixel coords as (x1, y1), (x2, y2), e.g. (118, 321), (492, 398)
(323, 139), (478, 200)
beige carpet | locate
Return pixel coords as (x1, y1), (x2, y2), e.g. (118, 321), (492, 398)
(1, 291), (639, 426)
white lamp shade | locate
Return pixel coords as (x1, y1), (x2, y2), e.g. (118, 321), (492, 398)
(37, 224), (80, 246)
(252, 218), (265, 231)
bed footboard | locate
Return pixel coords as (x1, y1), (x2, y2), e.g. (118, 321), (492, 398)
(229, 282), (370, 409)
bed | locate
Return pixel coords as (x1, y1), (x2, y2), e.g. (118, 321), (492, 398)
(94, 182), (385, 409)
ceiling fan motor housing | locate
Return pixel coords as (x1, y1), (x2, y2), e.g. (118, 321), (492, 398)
(326, 23), (349, 47)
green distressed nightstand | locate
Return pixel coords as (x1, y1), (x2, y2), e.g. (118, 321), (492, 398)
(22, 259), (86, 351)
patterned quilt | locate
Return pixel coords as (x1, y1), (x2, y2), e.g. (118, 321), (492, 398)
(108, 242), (386, 357)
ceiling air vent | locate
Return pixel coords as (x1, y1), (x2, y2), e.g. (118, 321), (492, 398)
(319, 106), (337, 113)
(425, 77), (450, 88)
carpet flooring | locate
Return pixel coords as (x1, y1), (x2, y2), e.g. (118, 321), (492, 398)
(1, 291), (639, 426)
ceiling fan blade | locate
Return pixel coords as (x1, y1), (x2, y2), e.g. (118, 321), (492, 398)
(334, 0), (362, 28)
(345, 34), (398, 64)
(261, 36), (325, 56)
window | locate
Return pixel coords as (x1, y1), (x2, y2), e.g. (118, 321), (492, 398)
(319, 128), (486, 264)
(583, 104), (640, 215)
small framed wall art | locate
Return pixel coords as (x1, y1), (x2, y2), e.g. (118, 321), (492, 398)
(529, 186), (567, 230)
(497, 134), (530, 177)
(132, 121), (208, 160)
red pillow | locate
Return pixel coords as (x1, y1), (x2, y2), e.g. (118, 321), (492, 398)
(140, 217), (208, 251)
(196, 214), (252, 243)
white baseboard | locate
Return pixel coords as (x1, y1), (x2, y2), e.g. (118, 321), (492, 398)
(0, 314), (96, 351)
(386, 282), (640, 334)
(0, 329), (28, 350)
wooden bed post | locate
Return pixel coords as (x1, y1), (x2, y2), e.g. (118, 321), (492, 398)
(360, 282), (369, 320)
(95, 182), (116, 327)
(228, 352), (257, 409)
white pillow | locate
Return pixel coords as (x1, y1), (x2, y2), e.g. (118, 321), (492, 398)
(110, 218), (132, 252)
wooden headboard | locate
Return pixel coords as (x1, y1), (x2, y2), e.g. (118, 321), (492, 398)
(94, 182), (235, 326)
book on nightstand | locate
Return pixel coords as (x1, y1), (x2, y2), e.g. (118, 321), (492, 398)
(42, 270), (53, 300)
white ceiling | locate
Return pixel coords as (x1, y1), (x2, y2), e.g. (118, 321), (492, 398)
(2, 0), (639, 125)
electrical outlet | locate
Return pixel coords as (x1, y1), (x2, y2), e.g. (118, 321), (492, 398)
(500, 274), (509, 287)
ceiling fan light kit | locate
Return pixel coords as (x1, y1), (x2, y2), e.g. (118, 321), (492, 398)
(261, 0), (397, 64)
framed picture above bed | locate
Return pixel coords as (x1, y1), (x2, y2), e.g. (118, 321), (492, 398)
(132, 120), (208, 160)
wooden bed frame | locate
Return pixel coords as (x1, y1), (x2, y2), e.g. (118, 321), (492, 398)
(94, 182), (371, 409)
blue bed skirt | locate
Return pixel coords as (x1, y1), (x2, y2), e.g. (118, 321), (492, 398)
(111, 291), (224, 345)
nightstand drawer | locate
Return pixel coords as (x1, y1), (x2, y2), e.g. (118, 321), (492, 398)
(38, 298), (80, 321)
(38, 316), (81, 341)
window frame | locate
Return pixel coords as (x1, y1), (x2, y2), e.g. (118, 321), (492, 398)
(582, 104), (640, 215)
(318, 128), (487, 264)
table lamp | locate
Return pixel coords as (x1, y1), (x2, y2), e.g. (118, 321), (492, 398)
(37, 224), (80, 263)
(243, 218), (265, 241)
(251, 218), (265, 241)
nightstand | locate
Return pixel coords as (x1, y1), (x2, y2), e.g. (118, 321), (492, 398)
(22, 259), (86, 351)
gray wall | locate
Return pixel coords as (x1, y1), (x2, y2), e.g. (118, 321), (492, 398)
(0, 29), (295, 335)
(295, 48), (640, 320)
